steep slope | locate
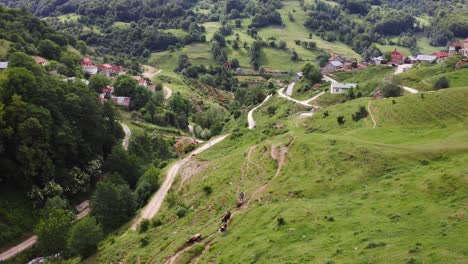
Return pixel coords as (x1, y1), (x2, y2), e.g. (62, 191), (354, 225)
(94, 87), (468, 263)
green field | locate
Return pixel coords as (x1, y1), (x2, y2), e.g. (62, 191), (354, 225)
(93, 85), (468, 263)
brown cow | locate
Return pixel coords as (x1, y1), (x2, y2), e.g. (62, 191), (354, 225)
(221, 210), (231, 223)
(186, 234), (202, 245)
(219, 223), (227, 232)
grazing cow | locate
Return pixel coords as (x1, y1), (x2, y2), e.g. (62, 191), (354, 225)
(222, 210), (231, 223)
(219, 223), (227, 232)
(236, 199), (243, 209)
(186, 234), (202, 245)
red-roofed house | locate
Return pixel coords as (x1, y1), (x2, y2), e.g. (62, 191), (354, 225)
(133, 76), (148, 87)
(391, 49), (404, 65)
(432, 52), (449, 60)
(81, 58), (98, 74)
(448, 40), (466, 56)
(99, 64), (112, 77)
(34, 56), (48, 66)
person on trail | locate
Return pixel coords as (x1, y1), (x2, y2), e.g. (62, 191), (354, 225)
(222, 210), (231, 223)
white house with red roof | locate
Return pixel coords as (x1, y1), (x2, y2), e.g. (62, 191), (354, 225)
(81, 57), (98, 75)
(448, 40), (468, 56)
(33, 56), (48, 66)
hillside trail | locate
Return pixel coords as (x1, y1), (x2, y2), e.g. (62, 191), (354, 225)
(368, 100), (377, 128)
(248, 94), (272, 129)
(277, 87), (322, 108)
(393, 64), (419, 94)
(142, 64), (173, 99)
(165, 138), (294, 264)
(132, 134), (229, 230)
(121, 123), (131, 150)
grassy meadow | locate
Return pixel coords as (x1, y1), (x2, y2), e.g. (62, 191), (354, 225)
(93, 86), (468, 264)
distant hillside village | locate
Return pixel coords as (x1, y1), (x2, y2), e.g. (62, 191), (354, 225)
(0, 55), (157, 109)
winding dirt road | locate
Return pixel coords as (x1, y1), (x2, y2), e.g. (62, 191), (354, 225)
(142, 65), (173, 99)
(368, 100), (377, 128)
(277, 87), (323, 108)
(163, 86), (173, 100)
(132, 134), (229, 229)
(393, 64), (419, 94)
(247, 94), (272, 129)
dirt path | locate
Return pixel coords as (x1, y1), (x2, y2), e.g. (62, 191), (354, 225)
(368, 100), (377, 128)
(163, 86), (173, 100)
(0, 202), (91, 261)
(132, 134), (229, 230)
(393, 64), (419, 94)
(322, 75), (338, 83)
(142, 65), (161, 79)
(121, 123), (131, 151)
(248, 94), (272, 129)
(285, 82), (295, 96)
(277, 88), (322, 108)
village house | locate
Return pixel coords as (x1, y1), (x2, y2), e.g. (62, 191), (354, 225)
(432, 52), (449, 60)
(111, 96), (131, 109)
(99, 64), (126, 77)
(390, 49), (404, 65)
(321, 60), (343, 73)
(330, 82), (357, 94)
(34, 56), (48, 66)
(372, 56), (385, 65)
(0, 61), (8, 70)
(404, 56), (417, 64)
(448, 40), (466, 56)
(329, 54), (346, 64)
(416, 55), (437, 63)
(133, 76), (148, 87)
(295, 72), (303, 81)
(81, 57), (98, 75)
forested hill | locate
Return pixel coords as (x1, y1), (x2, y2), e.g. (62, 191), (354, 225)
(0, 5), (123, 204)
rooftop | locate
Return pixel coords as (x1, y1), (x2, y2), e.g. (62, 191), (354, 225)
(0, 61), (8, 69)
(416, 55), (437, 61)
(332, 82), (357, 89)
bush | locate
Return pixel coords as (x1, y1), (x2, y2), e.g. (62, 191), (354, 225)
(138, 219), (150, 233)
(67, 216), (103, 257)
(202, 186), (213, 196)
(176, 206), (187, 218)
(433, 77), (450, 90)
(365, 241), (386, 249)
(337, 116), (345, 125)
(351, 106), (368, 122)
(380, 82), (402, 98)
(277, 217), (285, 226)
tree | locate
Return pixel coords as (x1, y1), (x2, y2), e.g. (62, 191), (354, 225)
(381, 82), (402, 98)
(291, 49), (299, 61)
(103, 146), (142, 188)
(278, 40), (287, 49)
(175, 54), (191, 72)
(235, 19), (242, 28)
(91, 178), (136, 231)
(89, 74), (111, 94)
(35, 208), (74, 255)
(433, 77), (450, 90)
(302, 63), (322, 83)
(113, 74), (138, 96)
(231, 58), (240, 69)
(134, 165), (160, 207)
(67, 216), (103, 257)
(38, 39), (62, 61)
(383, 51), (392, 62)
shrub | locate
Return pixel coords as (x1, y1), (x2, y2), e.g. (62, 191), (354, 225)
(176, 206), (187, 218)
(138, 219), (150, 233)
(380, 82), (402, 98)
(202, 186), (213, 196)
(337, 116), (345, 125)
(267, 106), (277, 116)
(365, 241), (386, 249)
(433, 76), (450, 90)
(140, 237), (149, 247)
(277, 217), (286, 226)
(351, 106), (368, 122)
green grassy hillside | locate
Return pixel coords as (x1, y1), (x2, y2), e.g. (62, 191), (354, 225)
(93, 87), (468, 264)
(394, 56), (468, 91)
